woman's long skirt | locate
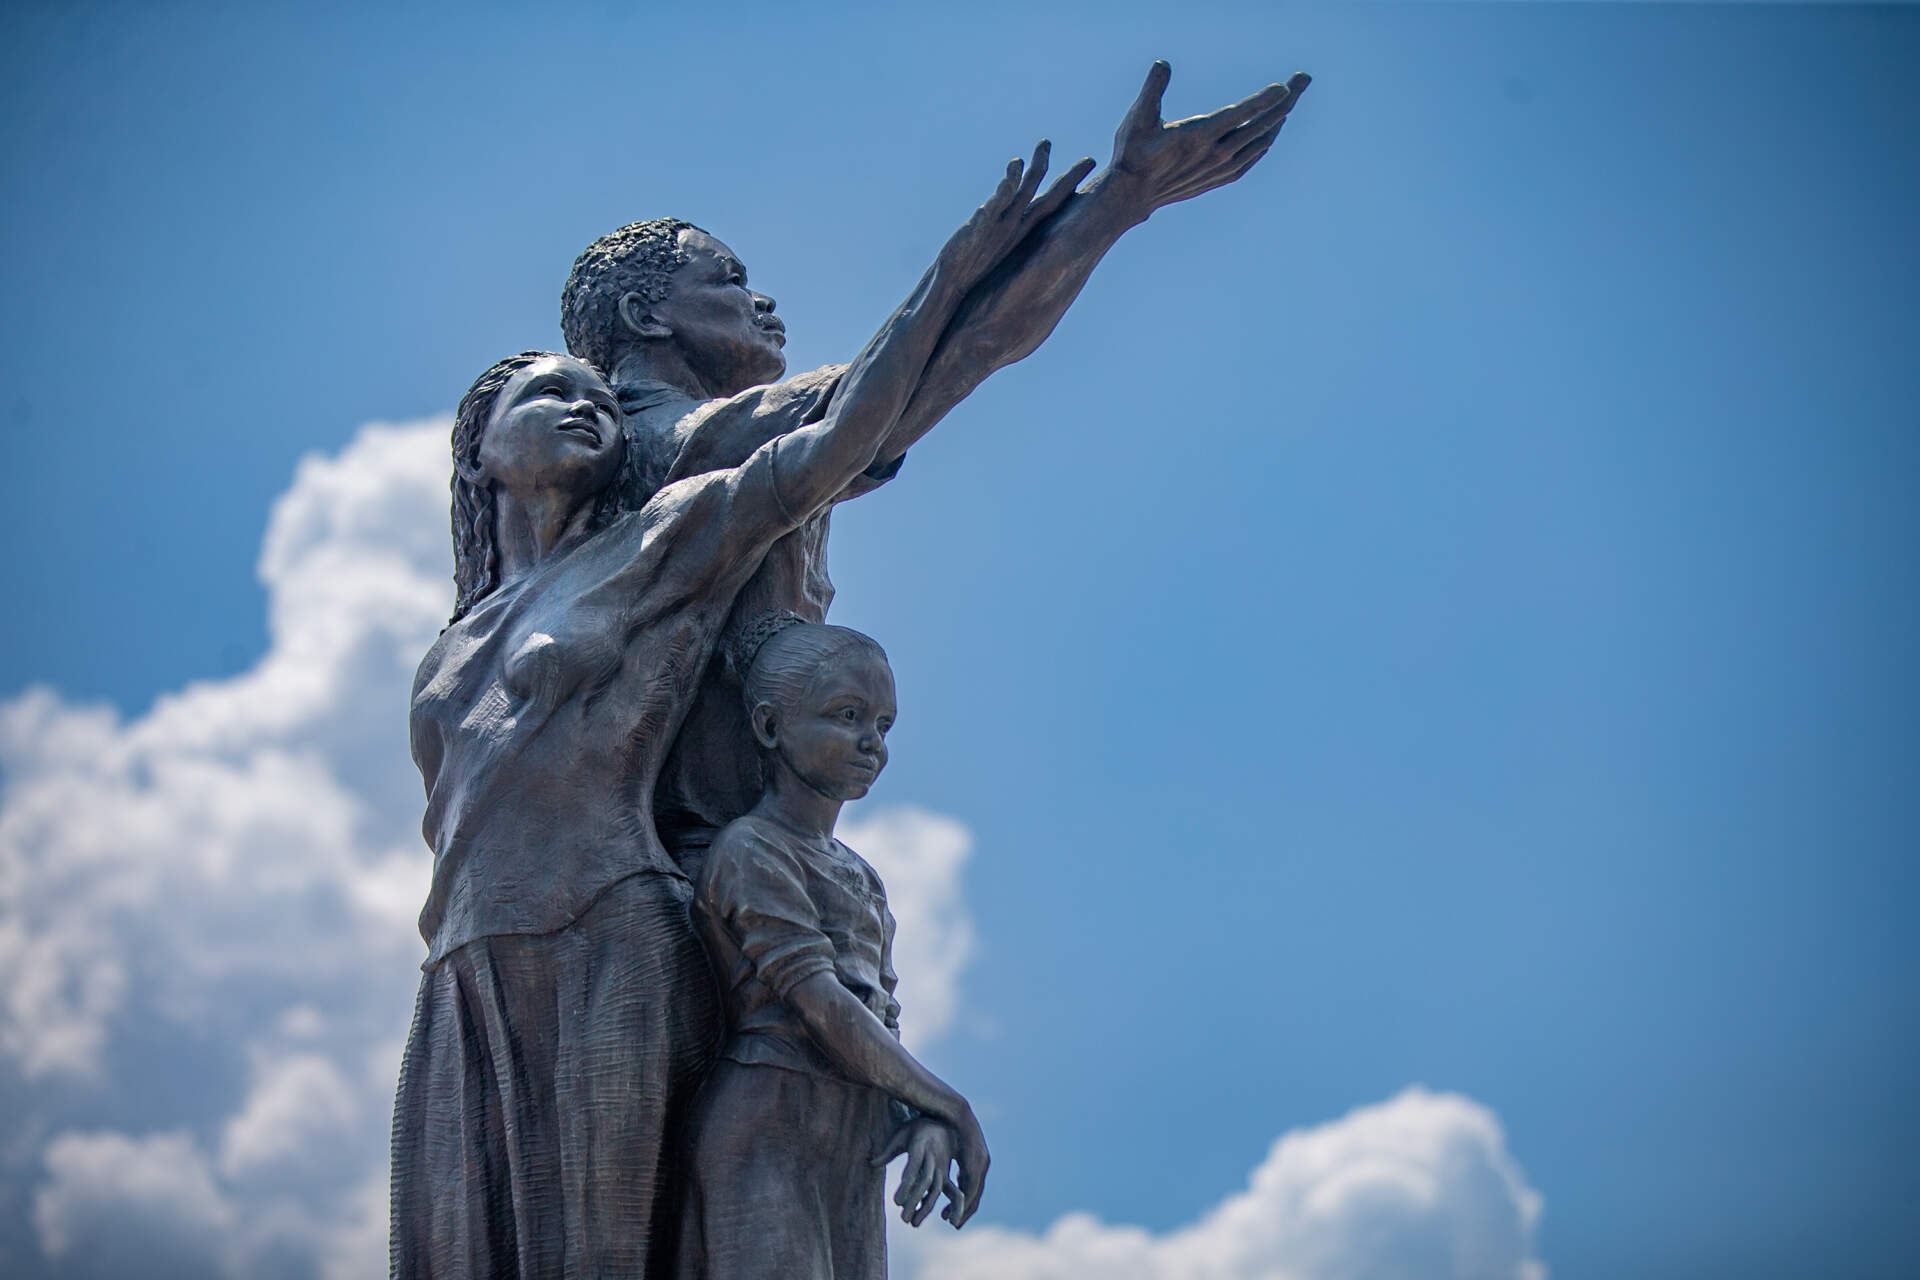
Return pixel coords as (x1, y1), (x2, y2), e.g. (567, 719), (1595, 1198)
(389, 871), (720, 1280)
(677, 1059), (894, 1280)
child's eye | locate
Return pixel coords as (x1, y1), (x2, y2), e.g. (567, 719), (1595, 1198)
(840, 707), (859, 721)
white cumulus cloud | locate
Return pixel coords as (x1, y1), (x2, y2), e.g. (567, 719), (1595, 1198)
(0, 418), (987, 1278)
(896, 1087), (1544, 1280)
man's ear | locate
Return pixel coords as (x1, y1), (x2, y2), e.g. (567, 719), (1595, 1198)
(749, 703), (779, 751)
(619, 292), (674, 341)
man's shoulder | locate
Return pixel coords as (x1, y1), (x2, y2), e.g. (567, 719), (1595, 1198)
(683, 364), (849, 430)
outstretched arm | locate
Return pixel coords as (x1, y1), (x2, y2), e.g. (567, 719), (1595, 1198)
(874, 62), (1312, 464)
(760, 151), (1054, 523)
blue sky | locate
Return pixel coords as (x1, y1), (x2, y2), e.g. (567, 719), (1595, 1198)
(1, 3), (1915, 1278)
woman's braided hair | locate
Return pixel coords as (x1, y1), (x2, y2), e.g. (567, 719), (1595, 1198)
(447, 350), (632, 626)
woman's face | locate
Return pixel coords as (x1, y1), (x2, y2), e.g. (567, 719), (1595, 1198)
(773, 649), (897, 802)
(477, 355), (623, 503)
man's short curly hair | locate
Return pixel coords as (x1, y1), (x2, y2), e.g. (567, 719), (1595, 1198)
(560, 218), (704, 373)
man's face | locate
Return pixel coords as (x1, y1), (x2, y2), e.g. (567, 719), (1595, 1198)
(646, 228), (787, 396)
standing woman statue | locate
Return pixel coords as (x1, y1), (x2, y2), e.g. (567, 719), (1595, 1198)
(390, 159), (1054, 1279)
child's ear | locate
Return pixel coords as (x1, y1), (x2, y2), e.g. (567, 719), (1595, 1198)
(749, 703), (779, 751)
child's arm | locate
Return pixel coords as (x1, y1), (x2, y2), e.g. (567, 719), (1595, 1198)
(784, 972), (989, 1226)
(698, 824), (990, 1226)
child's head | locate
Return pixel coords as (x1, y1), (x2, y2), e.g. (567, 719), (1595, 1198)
(740, 616), (895, 801)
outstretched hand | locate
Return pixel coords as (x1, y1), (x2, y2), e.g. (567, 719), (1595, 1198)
(1109, 60), (1311, 214)
(936, 141), (1099, 293)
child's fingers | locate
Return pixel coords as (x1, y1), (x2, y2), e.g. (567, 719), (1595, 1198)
(939, 1175), (965, 1225)
(909, 1165), (945, 1226)
(895, 1147), (930, 1207)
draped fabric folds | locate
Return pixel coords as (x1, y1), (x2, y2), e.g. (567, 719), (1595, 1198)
(390, 873), (721, 1280)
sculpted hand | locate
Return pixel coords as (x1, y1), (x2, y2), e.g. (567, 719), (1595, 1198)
(945, 1106), (990, 1228)
(937, 142), (1097, 292)
(1108, 60), (1311, 215)
(874, 1116), (963, 1227)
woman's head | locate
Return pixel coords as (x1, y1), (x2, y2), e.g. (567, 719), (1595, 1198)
(740, 617), (895, 801)
(449, 351), (625, 622)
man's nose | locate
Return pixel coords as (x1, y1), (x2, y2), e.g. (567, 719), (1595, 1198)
(751, 290), (776, 315)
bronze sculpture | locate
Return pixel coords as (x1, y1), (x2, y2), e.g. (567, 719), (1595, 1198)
(392, 61), (1310, 1279)
(682, 619), (979, 1277)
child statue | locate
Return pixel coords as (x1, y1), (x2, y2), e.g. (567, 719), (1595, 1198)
(679, 615), (989, 1279)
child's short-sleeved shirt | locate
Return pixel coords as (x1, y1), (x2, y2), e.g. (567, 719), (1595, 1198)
(693, 813), (901, 1078)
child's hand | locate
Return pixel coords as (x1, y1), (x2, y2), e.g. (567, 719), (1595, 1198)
(947, 1106), (990, 1227)
(873, 1116), (961, 1227)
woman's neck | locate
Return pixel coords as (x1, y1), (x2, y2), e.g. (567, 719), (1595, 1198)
(490, 487), (598, 586)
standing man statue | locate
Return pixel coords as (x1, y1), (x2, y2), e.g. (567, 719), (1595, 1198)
(560, 62), (1311, 868)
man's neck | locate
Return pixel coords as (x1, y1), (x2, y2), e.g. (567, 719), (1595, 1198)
(609, 345), (718, 401)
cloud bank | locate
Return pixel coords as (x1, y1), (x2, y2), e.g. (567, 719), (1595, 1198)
(899, 1087), (1544, 1280)
(0, 419), (1542, 1278)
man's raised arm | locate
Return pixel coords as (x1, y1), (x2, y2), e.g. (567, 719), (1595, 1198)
(876, 62), (1311, 463)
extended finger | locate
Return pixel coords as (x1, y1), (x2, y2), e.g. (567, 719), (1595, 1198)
(988, 156), (1025, 211)
(1198, 69), (1311, 138)
(1022, 156), (1096, 227)
(895, 1146), (929, 1205)
(910, 1162), (945, 1226)
(939, 1175), (965, 1224)
(1187, 79), (1289, 136)
(1011, 140), (1051, 211)
(1219, 79), (1306, 149)
(1125, 59), (1173, 131)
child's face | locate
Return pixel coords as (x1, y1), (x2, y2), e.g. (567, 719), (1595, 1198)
(775, 649), (897, 802)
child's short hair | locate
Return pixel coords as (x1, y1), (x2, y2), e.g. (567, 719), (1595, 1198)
(734, 612), (889, 724)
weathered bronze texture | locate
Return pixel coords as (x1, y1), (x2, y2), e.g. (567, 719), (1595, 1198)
(392, 61), (1310, 1279)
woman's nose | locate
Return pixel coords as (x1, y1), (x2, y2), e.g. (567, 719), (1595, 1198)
(751, 291), (776, 315)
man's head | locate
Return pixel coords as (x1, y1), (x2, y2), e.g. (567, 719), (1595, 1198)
(561, 219), (787, 397)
